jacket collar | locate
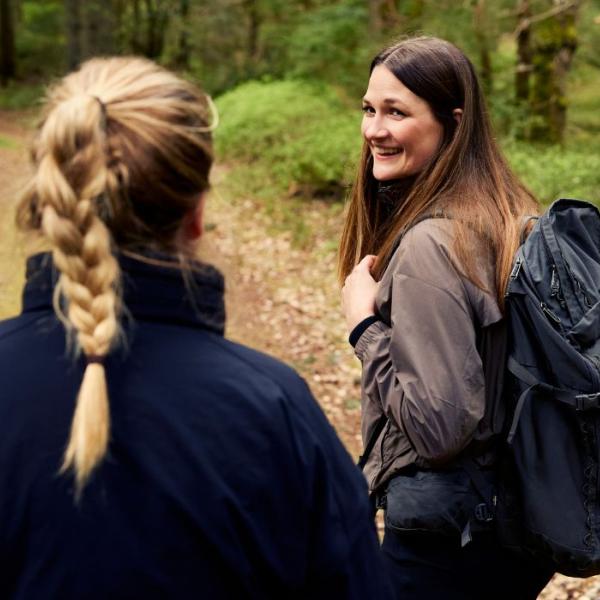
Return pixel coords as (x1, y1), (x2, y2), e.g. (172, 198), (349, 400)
(22, 251), (226, 336)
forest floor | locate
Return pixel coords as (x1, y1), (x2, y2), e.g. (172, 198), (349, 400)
(1, 110), (599, 600)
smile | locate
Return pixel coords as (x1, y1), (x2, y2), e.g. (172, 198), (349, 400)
(373, 146), (403, 158)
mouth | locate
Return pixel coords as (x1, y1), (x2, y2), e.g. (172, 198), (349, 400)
(372, 146), (403, 159)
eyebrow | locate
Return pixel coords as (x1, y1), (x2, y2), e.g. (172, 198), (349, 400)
(362, 97), (408, 107)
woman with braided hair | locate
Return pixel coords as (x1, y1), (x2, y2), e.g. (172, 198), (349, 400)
(0, 58), (389, 599)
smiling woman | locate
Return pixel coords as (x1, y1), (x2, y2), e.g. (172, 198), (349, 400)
(361, 66), (445, 181)
(338, 36), (554, 600)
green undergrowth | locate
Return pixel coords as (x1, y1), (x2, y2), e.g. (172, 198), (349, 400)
(504, 140), (600, 206)
(214, 78), (361, 245)
(215, 79), (360, 200)
(0, 135), (18, 149)
(504, 60), (600, 206)
(0, 82), (44, 110)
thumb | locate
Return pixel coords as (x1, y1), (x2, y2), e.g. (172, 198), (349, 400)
(358, 254), (377, 271)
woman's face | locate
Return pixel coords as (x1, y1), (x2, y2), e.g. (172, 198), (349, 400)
(361, 65), (444, 181)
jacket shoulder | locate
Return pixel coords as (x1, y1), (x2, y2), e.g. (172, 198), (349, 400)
(0, 313), (45, 342)
(385, 218), (458, 284)
(216, 337), (307, 395)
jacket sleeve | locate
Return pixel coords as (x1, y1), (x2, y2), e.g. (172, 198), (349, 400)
(282, 377), (393, 599)
(355, 223), (487, 465)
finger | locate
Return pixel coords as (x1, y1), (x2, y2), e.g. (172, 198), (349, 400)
(364, 254), (377, 269)
(356, 255), (376, 273)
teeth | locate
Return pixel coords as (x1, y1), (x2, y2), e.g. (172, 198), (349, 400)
(375, 147), (401, 156)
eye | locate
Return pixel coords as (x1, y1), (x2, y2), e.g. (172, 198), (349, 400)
(361, 105), (375, 116)
(389, 108), (406, 118)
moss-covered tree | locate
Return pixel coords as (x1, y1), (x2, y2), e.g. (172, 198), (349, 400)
(517, 0), (580, 143)
(0, 0), (16, 84)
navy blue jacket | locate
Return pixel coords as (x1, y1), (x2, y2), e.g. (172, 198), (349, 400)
(0, 253), (389, 599)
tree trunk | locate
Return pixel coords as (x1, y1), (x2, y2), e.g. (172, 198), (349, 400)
(65, 0), (82, 69)
(112, 0), (127, 54)
(369, 0), (401, 35)
(528, 0), (579, 143)
(515, 0), (532, 103)
(473, 0), (493, 96)
(369, 0), (384, 36)
(174, 0), (190, 69)
(0, 0), (16, 84)
(246, 0), (260, 72)
(548, 3), (577, 142)
(82, 0), (116, 60)
(143, 0), (169, 59)
(130, 0), (142, 54)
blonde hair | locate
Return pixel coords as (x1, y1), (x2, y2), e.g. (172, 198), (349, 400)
(17, 57), (216, 496)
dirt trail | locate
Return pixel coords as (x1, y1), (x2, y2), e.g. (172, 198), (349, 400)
(0, 110), (598, 600)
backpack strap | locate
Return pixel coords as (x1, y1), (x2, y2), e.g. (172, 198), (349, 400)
(506, 357), (600, 444)
(460, 458), (497, 546)
(520, 215), (538, 245)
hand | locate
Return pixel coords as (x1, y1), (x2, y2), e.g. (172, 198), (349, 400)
(342, 255), (379, 334)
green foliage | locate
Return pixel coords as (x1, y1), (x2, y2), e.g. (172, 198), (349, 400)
(275, 1), (373, 97)
(0, 82), (43, 109)
(0, 135), (17, 149)
(487, 37), (523, 138)
(16, 0), (65, 76)
(504, 140), (600, 206)
(215, 79), (361, 196)
(3, 0), (598, 221)
(578, 0), (600, 70)
(568, 64), (600, 140)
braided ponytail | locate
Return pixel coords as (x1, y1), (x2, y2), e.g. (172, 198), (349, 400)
(36, 94), (119, 495)
(17, 57), (216, 497)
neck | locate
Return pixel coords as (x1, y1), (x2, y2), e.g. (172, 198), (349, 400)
(377, 175), (418, 218)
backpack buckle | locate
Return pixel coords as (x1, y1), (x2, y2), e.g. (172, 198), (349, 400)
(474, 502), (494, 522)
(575, 393), (600, 411)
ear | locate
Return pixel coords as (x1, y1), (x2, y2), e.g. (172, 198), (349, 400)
(182, 193), (207, 241)
(452, 108), (463, 126)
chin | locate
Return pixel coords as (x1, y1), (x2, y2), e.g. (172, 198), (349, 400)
(373, 169), (409, 182)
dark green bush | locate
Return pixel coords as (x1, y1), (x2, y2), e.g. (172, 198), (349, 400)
(215, 79), (361, 199)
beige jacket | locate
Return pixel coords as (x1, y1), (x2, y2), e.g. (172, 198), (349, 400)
(355, 219), (503, 492)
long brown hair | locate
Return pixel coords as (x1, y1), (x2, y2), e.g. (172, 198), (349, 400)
(17, 57), (215, 495)
(338, 36), (538, 305)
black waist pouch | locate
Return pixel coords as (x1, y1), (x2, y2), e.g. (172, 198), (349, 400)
(383, 467), (496, 541)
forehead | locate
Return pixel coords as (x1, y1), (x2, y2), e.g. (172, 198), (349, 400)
(364, 65), (430, 109)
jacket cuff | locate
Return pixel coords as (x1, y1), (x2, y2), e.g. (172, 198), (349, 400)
(354, 320), (389, 361)
(349, 315), (380, 348)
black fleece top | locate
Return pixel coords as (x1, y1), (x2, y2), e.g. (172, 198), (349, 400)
(0, 252), (389, 600)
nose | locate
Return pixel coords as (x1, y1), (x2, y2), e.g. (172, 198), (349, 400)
(362, 117), (389, 142)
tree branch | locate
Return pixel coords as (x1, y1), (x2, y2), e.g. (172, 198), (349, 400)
(514, 0), (580, 37)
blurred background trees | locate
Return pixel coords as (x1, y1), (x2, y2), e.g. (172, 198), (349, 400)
(0, 0), (599, 203)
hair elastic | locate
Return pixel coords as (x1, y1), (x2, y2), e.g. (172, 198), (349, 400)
(86, 354), (105, 365)
(91, 95), (107, 130)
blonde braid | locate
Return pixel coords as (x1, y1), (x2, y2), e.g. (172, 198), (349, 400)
(36, 94), (120, 495)
(17, 57), (217, 497)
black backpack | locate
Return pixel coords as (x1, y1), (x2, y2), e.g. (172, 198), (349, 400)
(497, 198), (600, 576)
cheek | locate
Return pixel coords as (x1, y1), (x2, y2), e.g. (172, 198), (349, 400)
(414, 125), (443, 162)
